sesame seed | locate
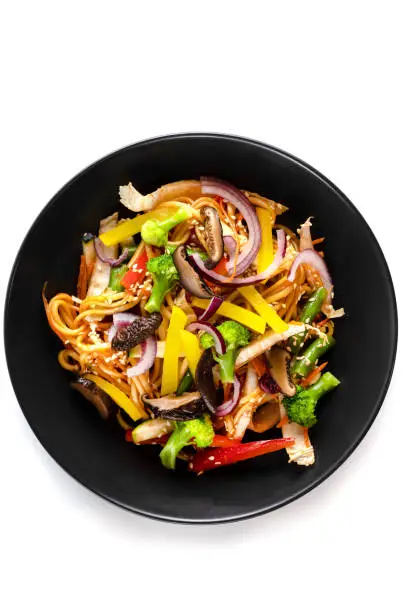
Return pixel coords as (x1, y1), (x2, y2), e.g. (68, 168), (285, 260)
(208, 456), (215, 461)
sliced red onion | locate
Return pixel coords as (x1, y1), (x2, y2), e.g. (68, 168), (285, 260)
(95, 238), (129, 267)
(127, 336), (157, 377)
(186, 321), (226, 354)
(188, 229), (287, 287)
(201, 177), (261, 276)
(198, 296), (224, 322)
(288, 249), (332, 289)
(259, 373), (281, 395)
(215, 376), (242, 416)
(113, 312), (137, 328)
(108, 324), (117, 343)
(223, 235), (237, 261)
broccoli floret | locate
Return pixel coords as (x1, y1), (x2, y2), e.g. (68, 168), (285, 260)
(141, 207), (192, 247)
(283, 372), (340, 428)
(159, 414), (214, 470)
(200, 320), (251, 384)
(145, 253), (179, 313)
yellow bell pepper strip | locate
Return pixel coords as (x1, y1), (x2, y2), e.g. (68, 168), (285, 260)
(256, 208), (275, 273)
(238, 286), (289, 333)
(161, 306), (188, 395)
(180, 330), (202, 377)
(191, 298), (266, 334)
(99, 206), (177, 246)
(130, 341), (184, 360)
(84, 374), (147, 421)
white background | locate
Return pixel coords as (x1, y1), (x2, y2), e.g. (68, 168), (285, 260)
(1, 2), (406, 611)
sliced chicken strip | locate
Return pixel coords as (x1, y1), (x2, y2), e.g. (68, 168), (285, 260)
(119, 180), (201, 212)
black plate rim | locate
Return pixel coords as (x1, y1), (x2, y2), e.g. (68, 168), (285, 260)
(4, 132), (398, 524)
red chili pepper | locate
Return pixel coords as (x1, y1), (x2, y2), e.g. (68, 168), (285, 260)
(121, 249), (148, 291)
(189, 437), (295, 473)
(212, 256), (228, 276)
(211, 435), (241, 448)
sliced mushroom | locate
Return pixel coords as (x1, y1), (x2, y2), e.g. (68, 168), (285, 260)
(235, 324), (307, 368)
(195, 349), (220, 413)
(248, 398), (281, 433)
(143, 392), (206, 421)
(70, 377), (114, 420)
(200, 206), (224, 269)
(173, 245), (213, 298)
(112, 312), (162, 351)
(266, 347), (296, 397)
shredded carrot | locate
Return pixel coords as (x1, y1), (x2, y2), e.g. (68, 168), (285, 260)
(303, 427), (311, 447)
(77, 255), (88, 300)
(276, 415), (289, 429)
(317, 317), (329, 327)
(251, 356), (268, 377)
(312, 237), (325, 246)
(300, 361), (328, 387)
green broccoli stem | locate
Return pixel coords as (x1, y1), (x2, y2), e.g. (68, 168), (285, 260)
(307, 372), (340, 400)
(291, 335), (335, 378)
(159, 207), (191, 232)
(288, 287), (327, 356)
(145, 286), (166, 313)
(216, 348), (238, 384)
(159, 426), (192, 470)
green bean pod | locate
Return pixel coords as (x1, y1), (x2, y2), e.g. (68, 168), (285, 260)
(176, 370), (194, 395)
(291, 335), (335, 378)
(288, 287), (327, 356)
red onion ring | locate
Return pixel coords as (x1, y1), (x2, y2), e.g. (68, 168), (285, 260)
(94, 238), (129, 267)
(288, 249), (332, 290)
(198, 296), (224, 322)
(113, 312), (137, 328)
(215, 376), (242, 416)
(259, 373), (281, 395)
(188, 229), (286, 287)
(201, 177), (261, 276)
(186, 321), (226, 354)
(223, 235), (237, 261)
(127, 336), (157, 377)
(107, 324), (117, 343)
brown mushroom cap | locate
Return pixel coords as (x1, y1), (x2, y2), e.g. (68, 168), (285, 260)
(201, 206), (224, 269)
(266, 347), (296, 397)
(249, 398), (281, 433)
(143, 392), (206, 421)
(112, 312), (162, 351)
(173, 245), (213, 298)
(71, 377), (114, 420)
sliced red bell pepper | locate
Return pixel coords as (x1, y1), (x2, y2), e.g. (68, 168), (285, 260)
(212, 255), (228, 276)
(121, 249), (148, 291)
(189, 437), (295, 473)
(211, 435), (241, 448)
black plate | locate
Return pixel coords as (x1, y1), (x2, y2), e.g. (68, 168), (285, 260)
(4, 134), (397, 523)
